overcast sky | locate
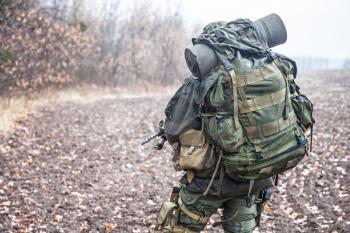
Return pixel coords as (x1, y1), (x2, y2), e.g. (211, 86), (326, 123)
(176, 0), (350, 60)
(85, 0), (349, 60)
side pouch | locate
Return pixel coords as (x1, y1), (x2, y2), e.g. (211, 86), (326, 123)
(291, 94), (315, 130)
(155, 201), (179, 231)
(203, 113), (245, 152)
(178, 129), (214, 170)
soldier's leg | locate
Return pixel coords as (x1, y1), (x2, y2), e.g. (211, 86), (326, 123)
(177, 186), (226, 232)
(222, 195), (260, 233)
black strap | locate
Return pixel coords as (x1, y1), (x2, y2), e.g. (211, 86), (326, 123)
(275, 53), (298, 78)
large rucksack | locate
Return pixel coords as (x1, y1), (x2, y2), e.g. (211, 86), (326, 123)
(164, 19), (315, 181)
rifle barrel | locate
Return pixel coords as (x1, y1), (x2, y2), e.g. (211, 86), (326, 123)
(141, 133), (159, 145)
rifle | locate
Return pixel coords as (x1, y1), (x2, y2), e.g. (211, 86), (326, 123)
(141, 120), (167, 150)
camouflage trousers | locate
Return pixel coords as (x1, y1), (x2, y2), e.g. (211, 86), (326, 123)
(177, 186), (261, 233)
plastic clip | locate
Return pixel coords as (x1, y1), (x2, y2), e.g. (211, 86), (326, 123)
(245, 196), (252, 208)
(255, 151), (263, 160)
(222, 59), (233, 70)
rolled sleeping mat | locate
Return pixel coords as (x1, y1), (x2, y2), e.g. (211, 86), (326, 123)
(185, 13), (287, 78)
(254, 13), (287, 48)
(184, 43), (219, 79)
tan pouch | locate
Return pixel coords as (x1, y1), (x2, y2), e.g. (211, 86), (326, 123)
(179, 129), (214, 170)
(155, 201), (178, 231)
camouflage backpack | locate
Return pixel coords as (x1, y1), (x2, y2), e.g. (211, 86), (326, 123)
(193, 19), (315, 181)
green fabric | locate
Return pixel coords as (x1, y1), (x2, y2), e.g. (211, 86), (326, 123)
(196, 19), (269, 57)
(195, 31), (309, 180)
(178, 186), (260, 233)
(167, 18), (312, 181)
(202, 112), (245, 153)
(181, 174), (274, 198)
(291, 94), (315, 130)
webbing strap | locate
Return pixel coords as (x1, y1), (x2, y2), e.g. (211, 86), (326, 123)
(236, 64), (277, 87)
(237, 85), (256, 127)
(178, 198), (209, 224)
(246, 180), (255, 207)
(272, 57), (290, 119)
(236, 81), (262, 157)
(203, 149), (222, 196)
(245, 111), (297, 139)
(273, 57), (288, 78)
(235, 137), (247, 148)
(227, 69), (240, 129)
(239, 88), (287, 113)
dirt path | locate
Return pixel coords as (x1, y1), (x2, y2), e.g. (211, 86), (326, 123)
(0, 71), (349, 233)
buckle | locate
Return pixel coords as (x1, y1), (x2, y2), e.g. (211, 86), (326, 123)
(255, 151), (263, 160)
(269, 50), (278, 60)
(214, 30), (226, 43)
(245, 196), (253, 208)
(237, 27), (245, 36)
(222, 59), (233, 70)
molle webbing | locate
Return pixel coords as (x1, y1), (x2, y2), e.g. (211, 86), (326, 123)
(236, 63), (278, 87)
(239, 88), (287, 113)
(236, 78), (257, 127)
(227, 69), (240, 130)
(178, 198), (209, 224)
(245, 111), (297, 139)
(272, 57), (290, 119)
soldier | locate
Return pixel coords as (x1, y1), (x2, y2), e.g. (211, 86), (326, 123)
(152, 13), (314, 233)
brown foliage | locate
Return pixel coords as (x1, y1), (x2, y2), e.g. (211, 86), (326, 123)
(0, 0), (190, 96)
(0, 0), (95, 94)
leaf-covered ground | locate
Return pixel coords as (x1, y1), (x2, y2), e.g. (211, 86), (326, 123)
(0, 71), (349, 232)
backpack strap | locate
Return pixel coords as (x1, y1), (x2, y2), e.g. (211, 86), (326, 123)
(215, 50), (240, 130)
(246, 180), (255, 208)
(270, 52), (291, 120)
(203, 149), (222, 196)
(230, 68), (264, 159)
(236, 83), (264, 159)
(227, 68), (240, 130)
(276, 53), (298, 78)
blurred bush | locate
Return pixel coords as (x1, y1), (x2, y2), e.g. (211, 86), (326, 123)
(0, 0), (92, 94)
(0, 0), (190, 96)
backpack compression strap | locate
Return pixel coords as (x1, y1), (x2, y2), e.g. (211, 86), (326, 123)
(215, 50), (240, 130)
(270, 52), (291, 120)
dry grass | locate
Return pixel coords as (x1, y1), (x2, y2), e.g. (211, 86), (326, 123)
(0, 84), (177, 134)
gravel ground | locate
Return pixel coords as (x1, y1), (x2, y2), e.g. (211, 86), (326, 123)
(0, 71), (349, 233)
